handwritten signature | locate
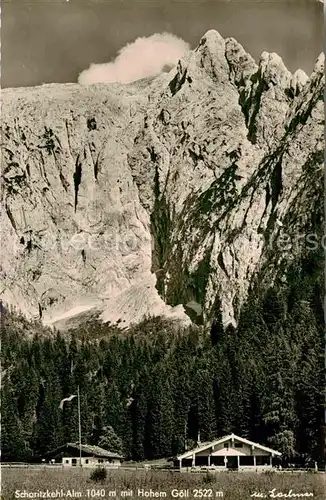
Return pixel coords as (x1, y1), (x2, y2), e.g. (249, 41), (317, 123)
(250, 489), (314, 498)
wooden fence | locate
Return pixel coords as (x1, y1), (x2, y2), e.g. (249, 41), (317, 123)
(1, 463), (325, 473)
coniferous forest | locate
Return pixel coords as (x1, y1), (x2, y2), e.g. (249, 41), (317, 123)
(1, 252), (325, 467)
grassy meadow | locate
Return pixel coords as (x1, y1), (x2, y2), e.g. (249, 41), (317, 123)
(1, 468), (325, 500)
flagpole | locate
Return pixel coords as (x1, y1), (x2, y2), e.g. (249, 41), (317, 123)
(77, 385), (82, 467)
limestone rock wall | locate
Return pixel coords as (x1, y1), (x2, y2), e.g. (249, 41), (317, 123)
(1, 31), (324, 328)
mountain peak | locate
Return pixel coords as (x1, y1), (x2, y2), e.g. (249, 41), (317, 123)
(314, 52), (325, 73)
(1, 33), (324, 329)
(259, 51), (292, 88)
(199, 29), (225, 48)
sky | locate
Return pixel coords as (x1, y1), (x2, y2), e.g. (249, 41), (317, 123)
(1, 0), (324, 88)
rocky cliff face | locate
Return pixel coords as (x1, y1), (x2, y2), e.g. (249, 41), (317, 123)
(1, 30), (324, 328)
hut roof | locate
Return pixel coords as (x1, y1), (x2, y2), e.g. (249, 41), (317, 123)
(44, 443), (123, 460)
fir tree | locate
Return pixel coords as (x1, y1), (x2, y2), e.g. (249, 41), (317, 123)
(131, 375), (148, 461)
(98, 425), (123, 455)
(1, 378), (26, 461)
(172, 371), (191, 455)
(145, 367), (174, 458)
(35, 374), (63, 455)
(105, 381), (122, 434)
(196, 367), (216, 442)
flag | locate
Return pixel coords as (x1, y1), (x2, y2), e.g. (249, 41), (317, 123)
(59, 394), (77, 409)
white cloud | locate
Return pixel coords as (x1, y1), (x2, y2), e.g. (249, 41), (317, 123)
(78, 33), (190, 85)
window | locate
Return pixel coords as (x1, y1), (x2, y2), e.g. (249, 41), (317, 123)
(98, 459), (103, 463)
(65, 460), (69, 464)
(225, 443), (229, 449)
(85, 459), (89, 464)
(211, 457), (225, 467)
(239, 456), (254, 466)
(235, 443), (243, 448)
(256, 455), (269, 466)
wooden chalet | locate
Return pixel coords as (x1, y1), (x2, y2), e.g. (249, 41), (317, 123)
(44, 443), (123, 468)
(177, 433), (282, 470)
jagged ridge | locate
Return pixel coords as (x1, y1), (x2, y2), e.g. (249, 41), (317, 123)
(0, 30), (324, 328)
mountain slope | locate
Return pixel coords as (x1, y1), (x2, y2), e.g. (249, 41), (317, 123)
(1, 30), (324, 328)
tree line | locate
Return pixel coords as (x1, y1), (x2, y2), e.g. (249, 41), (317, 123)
(1, 253), (325, 466)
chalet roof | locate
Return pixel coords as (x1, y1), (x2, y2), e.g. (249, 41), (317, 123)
(177, 433), (282, 459)
(70, 443), (123, 459)
(44, 443), (123, 460)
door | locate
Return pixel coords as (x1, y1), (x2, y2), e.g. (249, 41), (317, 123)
(226, 456), (238, 469)
(72, 458), (77, 466)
